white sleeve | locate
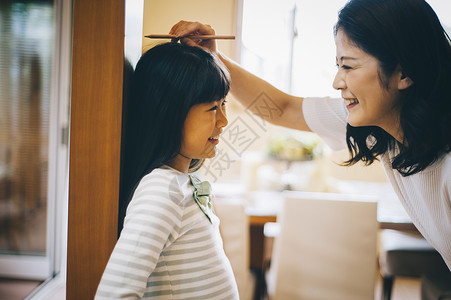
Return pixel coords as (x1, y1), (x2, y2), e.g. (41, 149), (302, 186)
(303, 97), (348, 151)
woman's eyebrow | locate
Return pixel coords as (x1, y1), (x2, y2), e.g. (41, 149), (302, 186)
(338, 56), (358, 62)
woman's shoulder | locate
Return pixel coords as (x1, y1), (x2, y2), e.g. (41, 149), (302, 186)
(436, 152), (451, 197)
(302, 96), (348, 151)
(441, 152), (451, 179)
(422, 151), (451, 175)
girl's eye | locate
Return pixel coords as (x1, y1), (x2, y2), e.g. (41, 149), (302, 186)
(208, 100), (227, 111)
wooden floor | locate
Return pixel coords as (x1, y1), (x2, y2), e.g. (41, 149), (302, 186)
(375, 275), (421, 300)
(0, 278), (42, 300)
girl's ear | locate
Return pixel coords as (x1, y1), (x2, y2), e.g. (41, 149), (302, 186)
(398, 72), (414, 90)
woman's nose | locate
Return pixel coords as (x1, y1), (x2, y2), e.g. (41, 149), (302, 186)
(332, 70), (346, 90)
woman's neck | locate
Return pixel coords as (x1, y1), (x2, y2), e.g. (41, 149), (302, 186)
(379, 112), (404, 143)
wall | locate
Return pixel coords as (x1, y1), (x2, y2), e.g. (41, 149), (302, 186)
(143, 0), (237, 59)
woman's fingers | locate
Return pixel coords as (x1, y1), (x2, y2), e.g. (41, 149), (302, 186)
(169, 21), (217, 52)
(170, 21), (215, 37)
(179, 37), (199, 47)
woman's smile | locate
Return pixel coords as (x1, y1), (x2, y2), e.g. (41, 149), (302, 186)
(344, 98), (359, 109)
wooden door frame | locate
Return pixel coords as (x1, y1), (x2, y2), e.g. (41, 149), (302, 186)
(67, 0), (142, 298)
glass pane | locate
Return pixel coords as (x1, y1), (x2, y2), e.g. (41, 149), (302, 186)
(0, 1), (54, 257)
(241, 0), (296, 93)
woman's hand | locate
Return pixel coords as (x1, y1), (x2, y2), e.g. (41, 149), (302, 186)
(169, 21), (217, 53)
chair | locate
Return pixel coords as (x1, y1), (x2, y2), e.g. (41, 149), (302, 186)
(265, 191), (378, 300)
(378, 229), (450, 300)
(214, 198), (255, 300)
(421, 272), (451, 300)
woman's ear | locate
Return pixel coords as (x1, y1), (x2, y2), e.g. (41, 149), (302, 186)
(398, 72), (414, 90)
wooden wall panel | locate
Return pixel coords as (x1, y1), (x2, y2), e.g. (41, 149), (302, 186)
(67, 0), (125, 299)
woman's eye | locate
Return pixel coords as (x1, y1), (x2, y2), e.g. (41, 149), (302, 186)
(336, 64), (352, 70)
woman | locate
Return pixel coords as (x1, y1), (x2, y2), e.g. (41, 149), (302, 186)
(170, 0), (451, 269)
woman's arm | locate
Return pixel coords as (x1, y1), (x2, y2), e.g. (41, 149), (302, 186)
(218, 52), (311, 131)
(170, 21), (312, 131)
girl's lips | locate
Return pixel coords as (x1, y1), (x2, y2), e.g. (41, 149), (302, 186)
(208, 138), (219, 145)
(208, 133), (220, 145)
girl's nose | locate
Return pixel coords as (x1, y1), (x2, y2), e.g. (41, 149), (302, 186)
(332, 71), (346, 90)
(217, 105), (228, 128)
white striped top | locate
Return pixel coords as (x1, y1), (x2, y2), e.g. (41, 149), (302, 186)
(95, 166), (239, 299)
(303, 97), (451, 270)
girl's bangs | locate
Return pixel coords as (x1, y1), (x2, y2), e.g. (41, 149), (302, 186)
(193, 57), (231, 104)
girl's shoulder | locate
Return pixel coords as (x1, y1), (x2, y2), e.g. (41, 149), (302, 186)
(146, 165), (184, 179)
(136, 166), (191, 198)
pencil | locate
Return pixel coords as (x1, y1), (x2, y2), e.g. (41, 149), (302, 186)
(145, 34), (235, 40)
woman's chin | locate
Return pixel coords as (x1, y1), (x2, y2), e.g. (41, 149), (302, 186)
(347, 116), (365, 127)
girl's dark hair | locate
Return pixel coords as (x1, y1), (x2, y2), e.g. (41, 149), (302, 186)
(335, 0), (451, 176)
(118, 42), (230, 234)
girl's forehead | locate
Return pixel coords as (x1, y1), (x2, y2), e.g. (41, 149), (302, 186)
(192, 100), (216, 109)
(204, 98), (225, 104)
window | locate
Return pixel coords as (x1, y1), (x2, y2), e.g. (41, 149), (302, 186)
(240, 0), (451, 97)
(0, 0), (71, 298)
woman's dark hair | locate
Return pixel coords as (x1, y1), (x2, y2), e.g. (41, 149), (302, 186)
(334, 0), (451, 176)
(118, 42), (230, 235)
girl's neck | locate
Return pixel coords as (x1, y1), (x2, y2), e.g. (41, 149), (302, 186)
(167, 153), (192, 173)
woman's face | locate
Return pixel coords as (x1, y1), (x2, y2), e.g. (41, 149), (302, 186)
(168, 98), (228, 172)
(333, 29), (403, 140)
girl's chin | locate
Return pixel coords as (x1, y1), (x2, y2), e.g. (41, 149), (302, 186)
(199, 146), (217, 159)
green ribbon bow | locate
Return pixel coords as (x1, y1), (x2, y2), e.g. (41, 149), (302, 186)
(189, 175), (215, 224)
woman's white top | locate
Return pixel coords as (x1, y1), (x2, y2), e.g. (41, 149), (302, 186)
(303, 97), (451, 270)
(95, 166), (239, 299)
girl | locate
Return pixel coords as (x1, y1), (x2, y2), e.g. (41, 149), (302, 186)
(171, 0), (451, 269)
(95, 42), (239, 299)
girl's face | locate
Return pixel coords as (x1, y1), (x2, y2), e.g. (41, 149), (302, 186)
(168, 98), (228, 172)
(333, 29), (404, 141)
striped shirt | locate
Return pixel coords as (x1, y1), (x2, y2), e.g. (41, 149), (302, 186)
(95, 166), (239, 299)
